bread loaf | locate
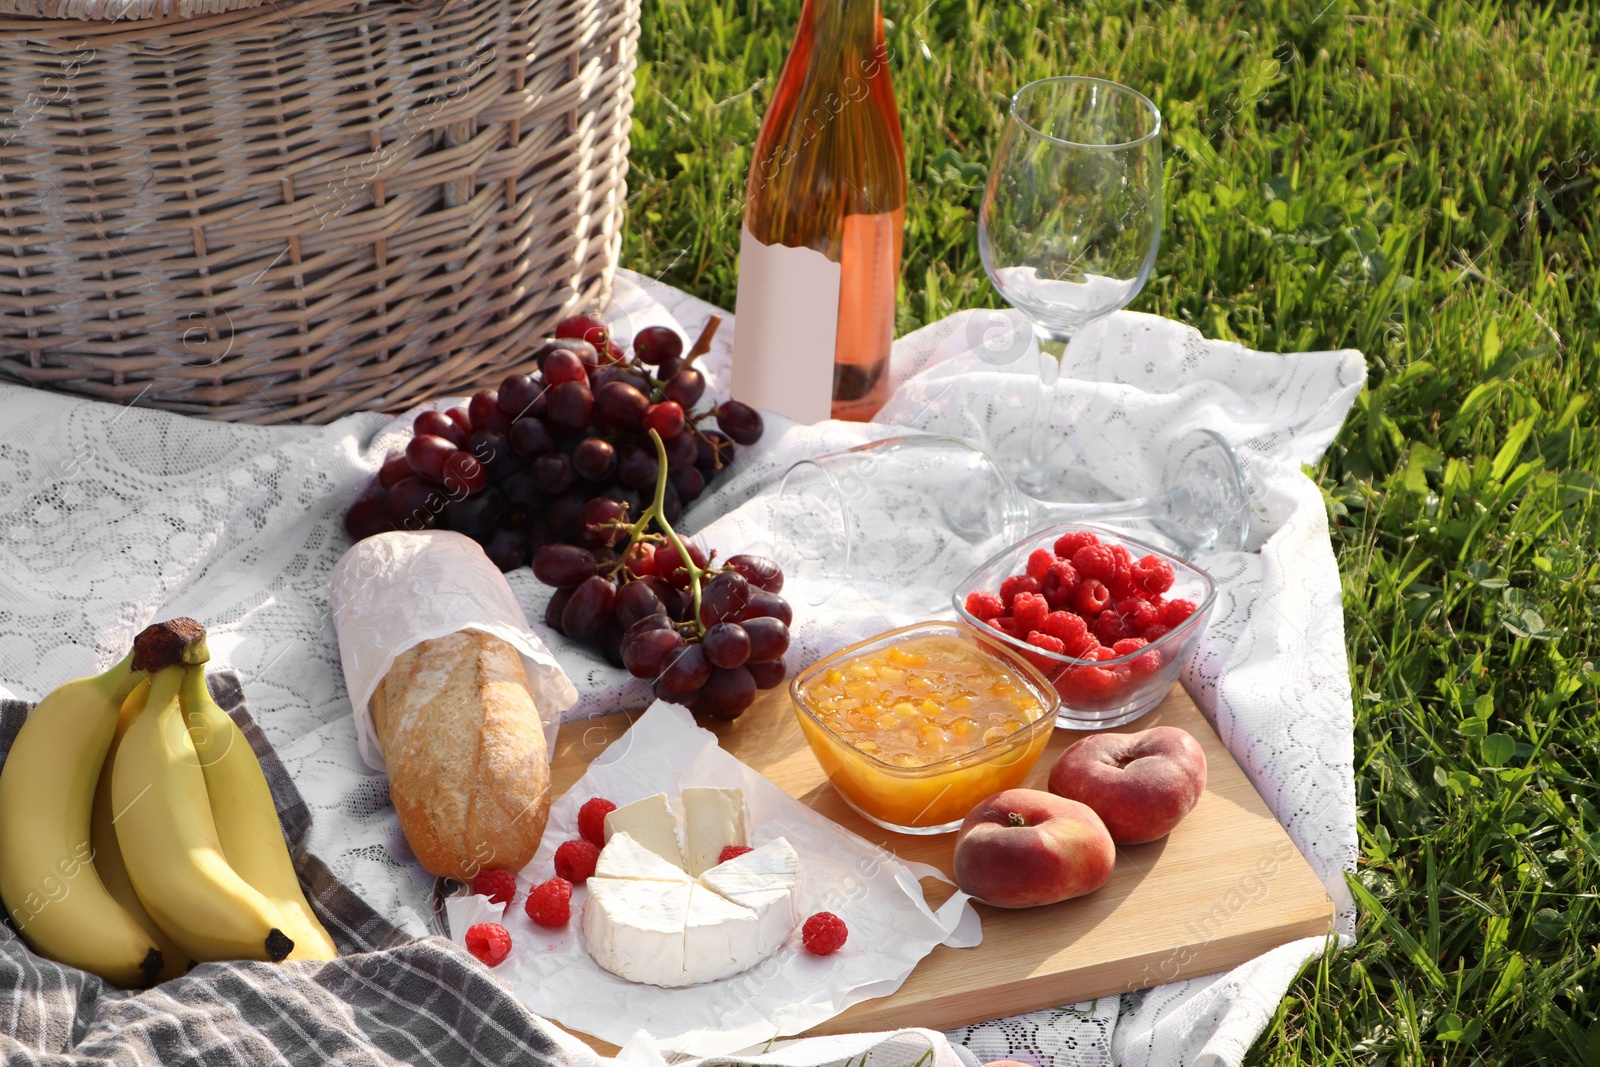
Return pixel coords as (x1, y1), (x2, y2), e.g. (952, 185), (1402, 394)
(369, 629), (550, 881)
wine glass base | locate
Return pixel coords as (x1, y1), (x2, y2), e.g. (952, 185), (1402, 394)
(1153, 429), (1250, 556)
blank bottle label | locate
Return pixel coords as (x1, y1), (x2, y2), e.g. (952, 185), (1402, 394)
(731, 224), (840, 425)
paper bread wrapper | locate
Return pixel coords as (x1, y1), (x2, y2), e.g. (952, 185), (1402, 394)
(330, 530), (577, 772)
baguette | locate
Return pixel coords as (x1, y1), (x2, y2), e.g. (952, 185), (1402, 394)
(369, 629), (550, 881)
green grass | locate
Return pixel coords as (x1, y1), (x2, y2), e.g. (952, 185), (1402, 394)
(621, 0), (1600, 1062)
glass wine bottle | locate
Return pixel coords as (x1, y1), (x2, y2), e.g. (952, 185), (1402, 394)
(731, 0), (906, 424)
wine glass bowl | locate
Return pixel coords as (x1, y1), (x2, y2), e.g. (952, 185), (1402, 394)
(979, 75), (1164, 497)
(771, 436), (1027, 610)
(980, 76), (1163, 337)
(771, 431), (1247, 613)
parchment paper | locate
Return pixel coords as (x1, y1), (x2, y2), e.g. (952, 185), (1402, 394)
(447, 702), (983, 1057)
(329, 530), (578, 770)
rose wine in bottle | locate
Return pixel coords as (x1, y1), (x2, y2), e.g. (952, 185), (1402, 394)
(732, 0), (905, 424)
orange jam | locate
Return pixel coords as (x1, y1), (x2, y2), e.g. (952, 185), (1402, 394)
(801, 635), (1046, 766)
(793, 627), (1057, 832)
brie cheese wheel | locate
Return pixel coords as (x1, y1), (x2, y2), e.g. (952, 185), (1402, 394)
(698, 837), (801, 957)
(583, 795), (803, 988)
(603, 792), (685, 869)
(594, 831), (693, 884)
(583, 878), (692, 988)
(680, 786), (749, 875)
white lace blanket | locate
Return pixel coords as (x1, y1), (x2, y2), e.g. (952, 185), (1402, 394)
(0, 269), (1361, 1066)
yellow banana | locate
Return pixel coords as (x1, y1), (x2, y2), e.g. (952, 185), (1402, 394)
(112, 665), (294, 964)
(180, 665), (337, 961)
(0, 650), (165, 987)
(89, 678), (189, 982)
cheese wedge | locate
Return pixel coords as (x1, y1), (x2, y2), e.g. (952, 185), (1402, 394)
(595, 831), (694, 884)
(680, 786), (749, 875)
(584, 878), (693, 988)
(698, 837), (801, 957)
(603, 792), (685, 869)
(680, 885), (763, 984)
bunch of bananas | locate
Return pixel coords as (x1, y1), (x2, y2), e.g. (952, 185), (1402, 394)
(0, 618), (337, 986)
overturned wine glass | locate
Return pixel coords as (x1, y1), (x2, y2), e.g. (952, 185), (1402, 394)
(769, 430), (1248, 610)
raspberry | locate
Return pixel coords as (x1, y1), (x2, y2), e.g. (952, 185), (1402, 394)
(1053, 530), (1099, 559)
(1025, 548), (1057, 581)
(999, 574), (1041, 607)
(525, 877), (573, 927)
(965, 590), (1005, 621)
(1106, 547), (1135, 598)
(1142, 622), (1173, 643)
(1091, 609), (1134, 646)
(1071, 578), (1112, 616)
(988, 615), (1024, 638)
(1066, 663), (1125, 703)
(554, 839), (599, 883)
(1012, 592), (1049, 634)
(1063, 645), (1131, 704)
(464, 922), (512, 967)
(1116, 597), (1160, 633)
(1042, 610), (1089, 648)
(470, 868), (517, 906)
(1071, 544), (1120, 584)
(1113, 637), (1163, 679)
(577, 797), (616, 847)
(1026, 630), (1066, 655)
(1163, 599), (1198, 627)
(802, 911), (849, 956)
(1040, 560), (1081, 611)
(1130, 555), (1175, 598)
(718, 845), (753, 864)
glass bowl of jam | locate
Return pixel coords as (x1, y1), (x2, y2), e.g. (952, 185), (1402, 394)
(790, 622), (1060, 834)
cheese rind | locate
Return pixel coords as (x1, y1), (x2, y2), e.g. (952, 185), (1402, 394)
(698, 837), (801, 957)
(595, 831), (694, 884)
(603, 792), (685, 869)
(681, 885), (762, 984)
(679, 786), (749, 875)
(583, 879), (692, 987)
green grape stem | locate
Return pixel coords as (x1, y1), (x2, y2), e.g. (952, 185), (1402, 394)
(616, 429), (709, 635)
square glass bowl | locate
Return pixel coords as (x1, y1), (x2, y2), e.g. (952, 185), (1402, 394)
(790, 622), (1061, 835)
(952, 522), (1215, 730)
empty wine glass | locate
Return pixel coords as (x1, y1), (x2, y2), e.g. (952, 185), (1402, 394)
(770, 430), (1247, 610)
(980, 76), (1163, 499)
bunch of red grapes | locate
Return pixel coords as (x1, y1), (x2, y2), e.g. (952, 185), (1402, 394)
(533, 539), (792, 720)
(343, 313), (791, 719)
(343, 313), (765, 573)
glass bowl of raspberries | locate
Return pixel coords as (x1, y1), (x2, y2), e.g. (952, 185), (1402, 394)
(953, 522), (1215, 730)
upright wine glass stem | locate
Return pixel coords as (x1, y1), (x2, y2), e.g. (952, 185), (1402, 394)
(1018, 329), (1071, 498)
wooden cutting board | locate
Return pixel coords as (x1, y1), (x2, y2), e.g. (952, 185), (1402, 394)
(546, 683), (1334, 1053)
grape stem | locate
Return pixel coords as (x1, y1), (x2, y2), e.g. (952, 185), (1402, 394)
(614, 428), (709, 634)
(685, 314), (722, 368)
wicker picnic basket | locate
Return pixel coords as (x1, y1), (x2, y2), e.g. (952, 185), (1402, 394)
(0, 0), (639, 422)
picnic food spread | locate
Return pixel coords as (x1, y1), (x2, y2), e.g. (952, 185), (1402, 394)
(0, 312), (1236, 1044)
